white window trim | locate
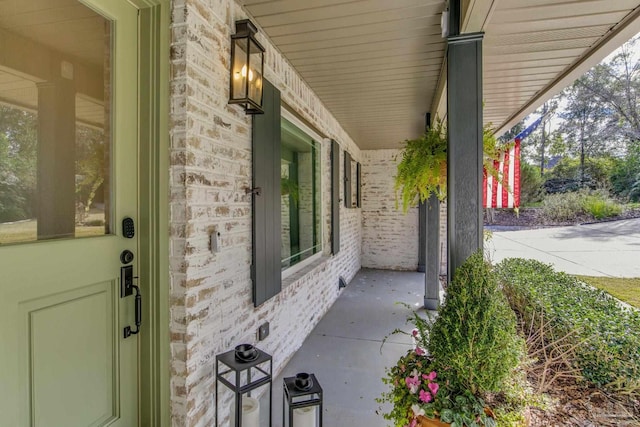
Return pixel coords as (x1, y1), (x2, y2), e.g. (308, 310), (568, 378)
(280, 108), (324, 279)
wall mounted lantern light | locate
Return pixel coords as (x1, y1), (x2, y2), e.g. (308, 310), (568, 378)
(229, 19), (265, 114)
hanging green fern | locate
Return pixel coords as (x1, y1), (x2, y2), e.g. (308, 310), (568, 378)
(395, 119), (509, 213)
(394, 119), (448, 212)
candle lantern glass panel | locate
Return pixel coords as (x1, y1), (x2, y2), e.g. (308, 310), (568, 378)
(283, 373), (323, 427)
(231, 37), (248, 101)
(215, 345), (273, 427)
(247, 38), (263, 109)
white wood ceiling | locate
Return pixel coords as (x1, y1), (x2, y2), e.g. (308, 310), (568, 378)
(242, 0), (447, 149)
(243, 0), (640, 149)
(484, 0), (640, 135)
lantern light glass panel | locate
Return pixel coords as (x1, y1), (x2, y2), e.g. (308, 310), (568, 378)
(248, 38), (263, 107)
(231, 37), (248, 101)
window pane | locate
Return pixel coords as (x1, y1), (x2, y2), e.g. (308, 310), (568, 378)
(281, 118), (321, 269)
(0, 1), (111, 244)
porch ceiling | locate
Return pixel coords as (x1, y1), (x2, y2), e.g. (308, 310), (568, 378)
(242, 0), (640, 149)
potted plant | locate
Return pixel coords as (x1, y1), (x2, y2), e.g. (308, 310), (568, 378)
(378, 252), (524, 427)
(394, 119), (504, 212)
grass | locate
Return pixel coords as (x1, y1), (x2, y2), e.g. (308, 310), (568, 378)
(577, 275), (640, 309)
(0, 218), (105, 244)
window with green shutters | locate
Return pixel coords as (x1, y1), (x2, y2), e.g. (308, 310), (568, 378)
(280, 116), (322, 270)
(251, 80), (330, 306)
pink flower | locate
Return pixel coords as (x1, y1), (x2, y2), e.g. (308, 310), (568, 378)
(412, 328), (419, 337)
(426, 371), (437, 381)
(415, 346), (426, 356)
(405, 374), (421, 394)
(428, 382), (439, 396)
(419, 389), (432, 403)
(409, 419), (418, 427)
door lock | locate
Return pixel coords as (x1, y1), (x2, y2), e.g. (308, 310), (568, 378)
(121, 265), (134, 297)
(120, 250), (134, 264)
(122, 217), (135, 238)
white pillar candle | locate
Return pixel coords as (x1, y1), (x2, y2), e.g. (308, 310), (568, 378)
(230, 396), (260, 427)
(293, 406), (316, 427)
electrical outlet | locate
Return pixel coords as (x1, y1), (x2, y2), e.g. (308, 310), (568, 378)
(258, 322), (270, 341)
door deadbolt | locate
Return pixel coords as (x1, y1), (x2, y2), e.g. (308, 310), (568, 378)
(120, 250), (134, 264)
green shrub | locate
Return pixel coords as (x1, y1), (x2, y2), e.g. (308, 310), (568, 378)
(611, 144), (640, 202)
(540, 191), (585, 223)
(541, 190), (622, 222)
(545, 156), (616, 190)
(519, 162), (544, 206)
(495, 258), (640, 395)
(429, 252), (523, 396)
(582, 193), (622, 219)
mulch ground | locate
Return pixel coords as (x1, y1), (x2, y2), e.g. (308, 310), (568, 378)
(527, 378), (640, 426)
(484, 207), (640, 228)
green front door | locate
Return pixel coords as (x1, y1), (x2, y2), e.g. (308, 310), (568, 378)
(0, 0), (141, 425)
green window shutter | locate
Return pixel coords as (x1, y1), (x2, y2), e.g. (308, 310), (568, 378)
(251, 80), (281, 307)
(344, 151), (352, 208)
(331, 140), (340, 255)
(356, 162), (362, 208)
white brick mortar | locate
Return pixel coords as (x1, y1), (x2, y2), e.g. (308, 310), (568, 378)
(361, 149), (448, 273)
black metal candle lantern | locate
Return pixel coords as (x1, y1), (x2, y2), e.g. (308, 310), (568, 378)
(283, 373), (323, 427)
(215, 344), (273, 427)
(229, 19), (265, 114)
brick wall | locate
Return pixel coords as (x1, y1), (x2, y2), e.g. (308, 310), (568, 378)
(361, 149), (418, 270)
(169, 1), (362, 425)
(361, 149), (448, 273)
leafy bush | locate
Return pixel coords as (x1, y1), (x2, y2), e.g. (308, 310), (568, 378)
(429, 252), (523, 396)
(519, 162), (544, 206)
(540, 191), (585, 223)
(611, 143), (640, 202)
(544, 156), (615, 192)
(582, 193), (622, 219)
(495, 258), (640, 395)
(541, 190), (622, 222)
(378, 252), (527, 426)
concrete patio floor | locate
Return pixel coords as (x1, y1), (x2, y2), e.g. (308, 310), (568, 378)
(265, 268), (428, 427)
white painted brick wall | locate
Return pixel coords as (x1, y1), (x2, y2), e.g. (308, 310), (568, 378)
(361, 149), (418, 270)
(361, 149), (448, 273)
(169, 1), (362, 425)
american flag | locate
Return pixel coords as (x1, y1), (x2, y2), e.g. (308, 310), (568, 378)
(483, 116), (544, 209)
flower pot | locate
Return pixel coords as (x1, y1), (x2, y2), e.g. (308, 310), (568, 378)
(416, 408), (495, 427)
(416, 415), (450, 427)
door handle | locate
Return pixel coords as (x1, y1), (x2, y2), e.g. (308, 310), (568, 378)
(123, 284), (142, 338)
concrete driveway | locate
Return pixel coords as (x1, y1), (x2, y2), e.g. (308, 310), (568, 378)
(485, 218), (640, 277)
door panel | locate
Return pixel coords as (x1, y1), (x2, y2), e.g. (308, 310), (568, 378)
(24, 281), (116, 426)
(0, 0), (140, 426)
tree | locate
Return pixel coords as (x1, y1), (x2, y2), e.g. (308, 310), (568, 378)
(611, 139), (640, 201)
(519, 99), (561, 175)
(0, 106), (37, 222)
(498, 120), (525, 144)
(559, 75), (618, 186)
(578, 37), (640, 144)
